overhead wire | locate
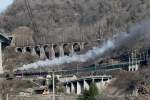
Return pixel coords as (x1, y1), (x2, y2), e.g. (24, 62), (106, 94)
(24, 0), (41, 45)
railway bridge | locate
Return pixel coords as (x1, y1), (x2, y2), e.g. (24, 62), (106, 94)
(14, 41), (88, 59)
(10, 27), (102, 59)
(62, 75), (112, 95)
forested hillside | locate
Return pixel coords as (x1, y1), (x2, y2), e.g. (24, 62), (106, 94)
(0, 0), (150, 43)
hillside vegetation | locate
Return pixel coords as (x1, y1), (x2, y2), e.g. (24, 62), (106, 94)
(0, 0), (150, 43)
(105, 64), (150, 96)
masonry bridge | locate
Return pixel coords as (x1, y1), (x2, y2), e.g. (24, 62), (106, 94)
(11, 27), (101, 59)
(14, 41), (90, 59)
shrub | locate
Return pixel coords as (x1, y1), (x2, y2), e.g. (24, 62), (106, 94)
(78, 83), (99, 100)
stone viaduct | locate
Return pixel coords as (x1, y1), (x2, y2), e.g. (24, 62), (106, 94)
(14, 42), (88, 59)
(10, 27), (100, 60)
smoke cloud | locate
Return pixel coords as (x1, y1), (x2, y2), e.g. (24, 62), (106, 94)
(17, 39), (116, 70)
(16, 20), (150, 71)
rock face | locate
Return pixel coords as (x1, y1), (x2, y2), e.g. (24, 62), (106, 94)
(0, 0), (150, 44)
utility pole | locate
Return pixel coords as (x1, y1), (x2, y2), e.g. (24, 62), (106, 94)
(128, 52), (131, 71)
(0, 42), (3, 74)
(52, 70), (55, 100)
(6, 94), (9, 100)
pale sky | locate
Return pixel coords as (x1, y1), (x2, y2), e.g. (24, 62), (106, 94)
(0, 0), (13, 13)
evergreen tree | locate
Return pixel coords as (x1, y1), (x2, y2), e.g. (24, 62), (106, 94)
(78, 83), (99, 100)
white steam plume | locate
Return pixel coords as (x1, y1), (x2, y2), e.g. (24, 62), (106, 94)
(17, 39), (117, 70)
(17, 20), (150, 71)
